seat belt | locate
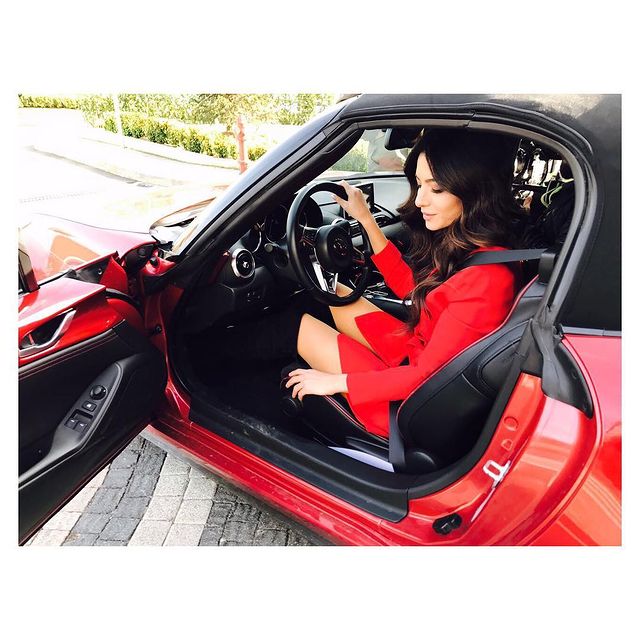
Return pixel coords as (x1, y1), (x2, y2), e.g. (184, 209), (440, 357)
(387, 247), (549, 473)
(459, 248), (547, 268)
(388, 400), (405, 471)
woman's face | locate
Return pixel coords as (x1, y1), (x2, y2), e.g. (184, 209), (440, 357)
(414, 152), (463, 231)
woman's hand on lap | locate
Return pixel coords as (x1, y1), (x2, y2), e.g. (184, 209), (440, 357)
(285, 369), (348, 401)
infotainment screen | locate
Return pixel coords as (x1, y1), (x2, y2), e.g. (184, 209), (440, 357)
(358, 182), (374, 210)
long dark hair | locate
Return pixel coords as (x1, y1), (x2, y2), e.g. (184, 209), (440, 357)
(397, 129), (526, 330)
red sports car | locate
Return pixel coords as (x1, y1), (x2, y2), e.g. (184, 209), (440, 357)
(18, 94), (621, 545)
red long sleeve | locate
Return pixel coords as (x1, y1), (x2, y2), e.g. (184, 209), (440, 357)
(370, 240), (415, 299)
(346, 260), (517, 405)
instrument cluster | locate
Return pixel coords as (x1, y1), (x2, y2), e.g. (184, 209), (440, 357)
(239, 199), (325, 257)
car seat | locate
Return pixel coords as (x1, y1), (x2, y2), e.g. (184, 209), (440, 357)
(280, 179), (574, 473)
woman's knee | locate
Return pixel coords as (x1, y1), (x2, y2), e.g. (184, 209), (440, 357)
(336, 282), (354, 298)
(296, 313), (342, 372)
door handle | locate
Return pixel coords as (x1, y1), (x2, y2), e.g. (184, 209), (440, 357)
(19, 309), (76, 357)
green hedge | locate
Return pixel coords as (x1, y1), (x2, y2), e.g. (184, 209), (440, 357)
(331, 147), (368, 172)
(100, 111), (255, 160)
(18, 95), (80, 109)
(248, 145), (268, 161)
(21, 95), (270, 162)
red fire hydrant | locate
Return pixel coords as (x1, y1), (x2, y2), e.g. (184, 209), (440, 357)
(236, 115), (248, 174)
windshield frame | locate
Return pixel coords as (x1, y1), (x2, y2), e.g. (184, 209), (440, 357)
(169, 101), (348, 257)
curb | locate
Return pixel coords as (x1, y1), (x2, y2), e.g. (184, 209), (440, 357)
(32, 140), (239, 189)
(32, 143), (190, 188)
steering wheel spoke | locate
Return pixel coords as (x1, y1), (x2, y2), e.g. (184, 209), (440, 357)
(352, 244), (367, 266)
(300, 225), (319, 248)
(310, 258), (338, 294)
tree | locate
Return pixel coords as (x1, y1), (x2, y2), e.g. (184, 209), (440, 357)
(274, 93), (334, 125)
(191, 94), (278, 129)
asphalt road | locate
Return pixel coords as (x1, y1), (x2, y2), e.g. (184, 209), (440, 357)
(17, 142), (215, 233)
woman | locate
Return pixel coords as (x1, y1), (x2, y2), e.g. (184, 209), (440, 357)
(284, 129), (525, 439)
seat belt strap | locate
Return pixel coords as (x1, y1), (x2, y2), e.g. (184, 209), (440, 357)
(459, 248), (547, 269)
(388, 400), (405, 471)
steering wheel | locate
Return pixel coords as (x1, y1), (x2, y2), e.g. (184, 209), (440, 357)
(286, 181), (373, 306)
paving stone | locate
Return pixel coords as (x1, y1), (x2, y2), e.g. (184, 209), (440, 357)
(99, 517), (139, 542)
(87, 466), (110, 488)
(72, 512), (110, 535)
(94, 539), (127, 546)
(129, 520), (172, 546)
(229, 502), (261, 524)
(128, 436), (145, 453)
(164, 523), (204, 546)
(144, 496), (182, 521)
(198, 527), (224, 546)
(153, 473), (188, 497)
(85, 487), (125, 513)
(113, 496), (151, 519)
(184, 476), (217, 500)
(161, 455), (191, 475)
(63, 532), (99, 546)
(30, 528), (69, 546)
(175, 499), (213, 525)
(102, 466), (134, 489)
(254, 528), (288, 546)
(135, 449), (166, 476)
(65, 485), (99, 512)
(287, 530), (313, 546)
(110, 448), (139, 469)
(234, 490), (257, 506)
(42, 510), (81, 531)
(257, 510), (287, 530)
(221, 518), (258, 545)
(214, 483), (239, 504)
(126, 473), (159, 498)
(188, 464), (210, 478)
(206, 501), (234, 529)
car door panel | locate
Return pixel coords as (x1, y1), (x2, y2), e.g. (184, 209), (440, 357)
(19, 276), (167, 544)
(19, 277), (124, 366)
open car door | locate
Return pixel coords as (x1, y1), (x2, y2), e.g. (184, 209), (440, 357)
(18, 245), (167, 544)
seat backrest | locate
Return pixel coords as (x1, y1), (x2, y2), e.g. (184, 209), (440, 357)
(397, 176), (576, 468)
(397, 276), (545, 467)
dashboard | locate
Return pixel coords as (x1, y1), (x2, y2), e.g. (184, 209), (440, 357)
(182, 176), (411, 334)
(238, 175), (410, 259)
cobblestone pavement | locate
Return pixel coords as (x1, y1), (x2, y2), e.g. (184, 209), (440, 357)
(26, 435), (323, 546)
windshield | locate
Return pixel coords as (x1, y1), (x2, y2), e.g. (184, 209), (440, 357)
(320, 129), (409, 179)
(170, 101), (346, 255)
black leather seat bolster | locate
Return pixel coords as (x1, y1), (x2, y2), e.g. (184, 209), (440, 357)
(397, 279), (544, 463)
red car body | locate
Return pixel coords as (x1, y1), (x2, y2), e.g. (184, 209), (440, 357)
(18, 94), (621, 545)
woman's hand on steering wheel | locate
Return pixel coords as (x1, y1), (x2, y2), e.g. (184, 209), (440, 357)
(332, 180), (376, 227)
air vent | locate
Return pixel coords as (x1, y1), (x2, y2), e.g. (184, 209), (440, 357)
(348, 213), (392, 236)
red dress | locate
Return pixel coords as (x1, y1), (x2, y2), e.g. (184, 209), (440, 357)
(338, 240), (518, 438)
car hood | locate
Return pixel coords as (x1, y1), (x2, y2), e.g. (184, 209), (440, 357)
(19, 213), (156, 283)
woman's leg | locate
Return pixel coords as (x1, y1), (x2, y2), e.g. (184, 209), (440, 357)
(296, 313), (343, 374)
(296, 282), (383, 371)
(328, 283), (385, 352)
